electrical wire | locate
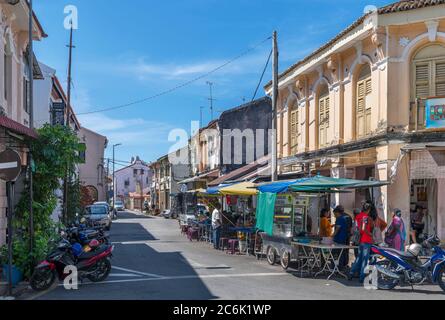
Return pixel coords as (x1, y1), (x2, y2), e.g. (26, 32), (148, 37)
(252, 49), (272, 102)
(76, 36), (272, 115)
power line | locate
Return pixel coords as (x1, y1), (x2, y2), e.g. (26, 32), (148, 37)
(252, 49), (272, 102)
(76, 36), (272, 116)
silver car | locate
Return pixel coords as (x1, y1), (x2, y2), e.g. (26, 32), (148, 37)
(94, 201), (117, 220)
(114, 200), (125, 211)
(84, 205), (112, 230)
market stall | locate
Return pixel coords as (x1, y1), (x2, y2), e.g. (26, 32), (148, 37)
(254, 175), (389, 276)
(218, 182), (258, 254)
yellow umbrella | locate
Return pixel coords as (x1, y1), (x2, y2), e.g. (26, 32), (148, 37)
(219, 181), (258, 196)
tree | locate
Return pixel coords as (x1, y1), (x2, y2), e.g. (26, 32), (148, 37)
(1, 124), (85, 277)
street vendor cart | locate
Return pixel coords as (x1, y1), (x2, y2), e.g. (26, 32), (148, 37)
(255, 176), (389, 275)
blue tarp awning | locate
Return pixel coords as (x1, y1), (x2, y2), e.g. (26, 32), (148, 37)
(256, 177), (313, 194)
(206, 183), (235, 195)
(257, 176), (389, 194)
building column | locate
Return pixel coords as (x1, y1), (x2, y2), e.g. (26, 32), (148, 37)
(331, 164), (355, 214)
(437, 179), (445, 240)
(376, 145), (410, 224)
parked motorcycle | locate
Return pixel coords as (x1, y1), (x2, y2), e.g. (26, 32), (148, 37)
(30, 238), (114, 291)
(64, 225), (109, 246)
(369, 236), (445, 292)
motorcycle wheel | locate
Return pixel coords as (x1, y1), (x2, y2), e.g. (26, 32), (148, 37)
(30, 268), (56, 291)
(87, 258), (111, 282)
(376, 260), (398, 290)
(437, 266), (445, 292)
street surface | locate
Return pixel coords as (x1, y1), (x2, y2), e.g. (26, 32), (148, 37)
(32, 211), (445, 300)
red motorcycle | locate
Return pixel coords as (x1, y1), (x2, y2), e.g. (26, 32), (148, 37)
(30, 238), (114, 291)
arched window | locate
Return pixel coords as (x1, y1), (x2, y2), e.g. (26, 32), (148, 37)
(318, 84), (330, 148)
(290, 101), (299, 154)
(356, 64), (372, 138)
(411, 44), (445, 130)
(412, 44), (445, 99)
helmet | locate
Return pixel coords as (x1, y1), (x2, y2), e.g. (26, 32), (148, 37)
(80, 217), (87, 224)
(407, 243), (422, 257)
(89, 239), (100, 248)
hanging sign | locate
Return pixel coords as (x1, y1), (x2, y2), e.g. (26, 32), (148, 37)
(425, 98), (445, 129)
(0, 149), (22, 182)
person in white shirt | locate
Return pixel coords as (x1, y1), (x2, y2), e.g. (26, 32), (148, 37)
(211, 202), (222, 249)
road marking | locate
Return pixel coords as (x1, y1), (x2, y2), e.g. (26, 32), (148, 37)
(74, 272), (291, 286)
(109, 273), (143, 278)
(112, 266), (163, 278)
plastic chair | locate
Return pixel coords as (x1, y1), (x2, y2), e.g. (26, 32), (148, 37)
(227, 239), (239, 255)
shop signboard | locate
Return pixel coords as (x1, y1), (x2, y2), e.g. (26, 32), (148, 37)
(425, 98), (445, 129)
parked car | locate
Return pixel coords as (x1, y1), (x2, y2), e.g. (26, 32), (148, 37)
(94, 201), (117, 220)
(114, 200), (125, 211)
(84, 205), (112, 231)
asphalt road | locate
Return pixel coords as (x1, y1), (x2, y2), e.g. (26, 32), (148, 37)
(32, 211), (445, 300)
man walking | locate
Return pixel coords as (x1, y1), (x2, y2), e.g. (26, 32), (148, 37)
(211, 202), (222, 250)
(348, 203), (374, 283)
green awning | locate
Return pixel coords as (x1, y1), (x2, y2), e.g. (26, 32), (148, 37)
(288, 176), (389, 192)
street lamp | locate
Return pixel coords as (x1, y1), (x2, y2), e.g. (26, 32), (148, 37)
(112, 143), (122, 208)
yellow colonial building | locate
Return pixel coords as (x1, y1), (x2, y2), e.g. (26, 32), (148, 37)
(265, 0), (445, 239)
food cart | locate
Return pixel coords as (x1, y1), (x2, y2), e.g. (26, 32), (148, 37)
(255, 176), (389, 272)
(255, 187), (325, 269)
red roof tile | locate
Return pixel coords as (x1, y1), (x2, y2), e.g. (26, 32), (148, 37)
(0, 116), (38, 139)
(266, 0), (445, 88)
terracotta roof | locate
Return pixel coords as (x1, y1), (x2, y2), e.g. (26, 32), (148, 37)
(208, 155), (270, 186)
(24, 0), (48, 38)
(266, 0), (445, 89)
(378, 0), (445, 13)
(0, 116), (38, 139)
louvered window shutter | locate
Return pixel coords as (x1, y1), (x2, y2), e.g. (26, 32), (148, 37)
(290, 109), (298, 154)
(415, 63), (431, 98)
(357, 80), (365, 137)
(435, 61), (445, 96)
(325, 97), (330, 125)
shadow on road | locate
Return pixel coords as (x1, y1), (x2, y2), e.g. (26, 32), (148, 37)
(116, 211), (153, 220)
(36, 210), (219, 300)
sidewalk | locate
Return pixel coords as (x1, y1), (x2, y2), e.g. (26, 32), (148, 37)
(0, 281), (31, 300)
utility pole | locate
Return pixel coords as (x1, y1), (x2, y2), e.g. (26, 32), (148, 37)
(199, 106), (205, 128)
(271, 31), (278, 182)
(28, 0), (35, 264)
(106, 158), (110, 203)
(112, 144), (122, 208)
(63, 24), (75, 224)
(66, 25), (74, 125)
(206, 81), (215, 121)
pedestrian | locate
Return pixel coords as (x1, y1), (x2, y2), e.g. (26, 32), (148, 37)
(348, 202), (374, 283)
(319, 208), (332, 238)
(385, 208), (406, 251)
(332, 205), (349, 269)
(367, 202), (387, 246)
(211, 202), (222, 250)
(410, 205), (425, 244)
(351, 208), (361, 258)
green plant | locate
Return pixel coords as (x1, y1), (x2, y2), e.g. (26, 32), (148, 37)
(1, 124), (85, 278)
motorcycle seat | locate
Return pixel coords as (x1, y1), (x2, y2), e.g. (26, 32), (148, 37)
(77, 245), (109, 260)
(385, 248), (416, 259)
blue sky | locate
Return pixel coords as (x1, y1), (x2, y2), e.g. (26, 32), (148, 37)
(33, 0), (393, 166)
